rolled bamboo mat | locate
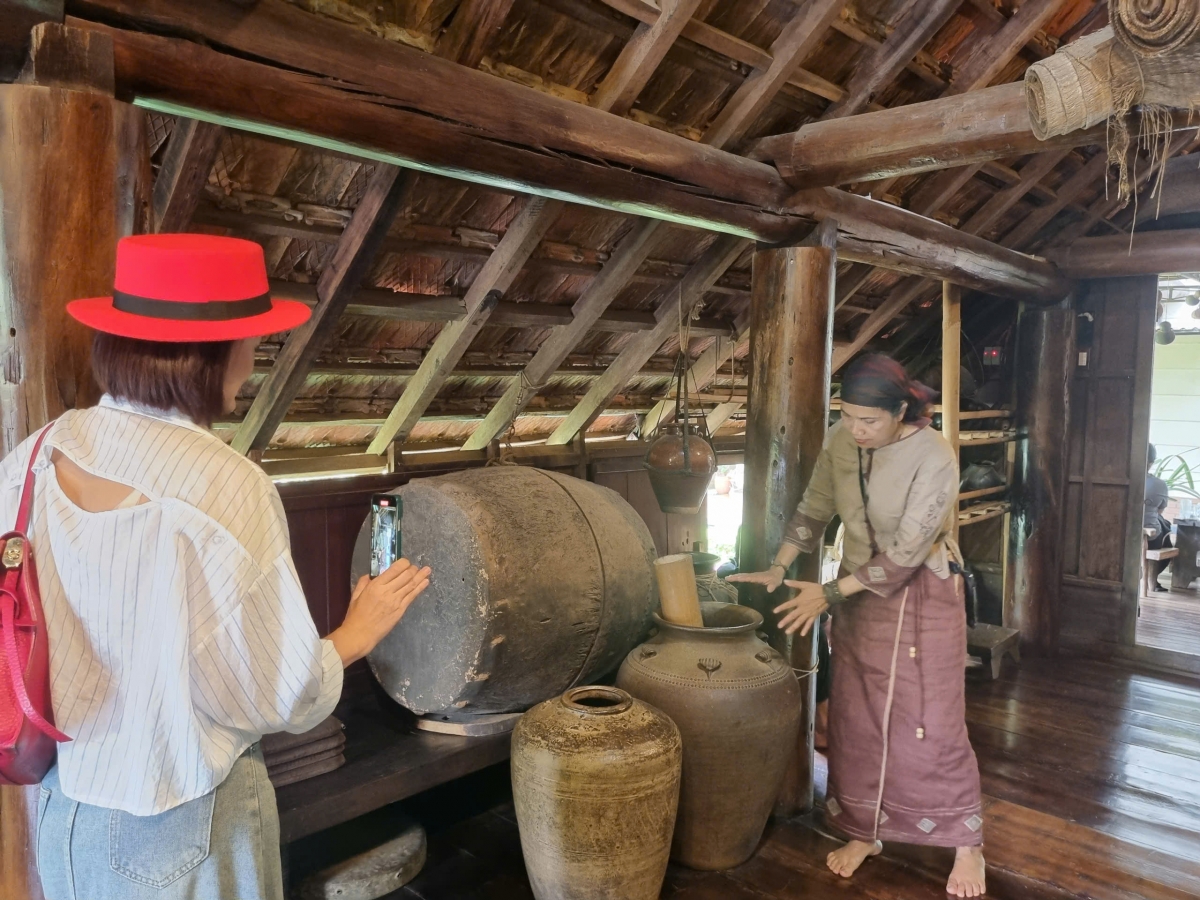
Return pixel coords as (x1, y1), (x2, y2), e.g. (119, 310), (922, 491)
(1113, 0), (1200, 57)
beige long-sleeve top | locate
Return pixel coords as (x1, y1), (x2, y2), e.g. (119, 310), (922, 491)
(781, 421), (958, 595)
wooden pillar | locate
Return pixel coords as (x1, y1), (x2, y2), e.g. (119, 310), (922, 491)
(0, 25), (147, 900)
(1010, 305), (1074, 656)
(739, 242), (834, 816)
(943, 282), (961, 541)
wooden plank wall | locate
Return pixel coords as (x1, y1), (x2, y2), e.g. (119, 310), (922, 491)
(1059, 276), (1157, 648)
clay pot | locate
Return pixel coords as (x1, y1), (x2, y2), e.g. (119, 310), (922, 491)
(644, 424), (718, 514)
(959, 459), (1005, 493)
(617, 603), (800, 870)
(712, 473), (732, 495)
(511, 686), (682, 900)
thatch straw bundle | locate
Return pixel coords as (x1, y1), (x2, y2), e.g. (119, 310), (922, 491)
(1112, 0), (1200, 57)
(1025, 28), (1116, 140)
(1025, 26), (1200, 140)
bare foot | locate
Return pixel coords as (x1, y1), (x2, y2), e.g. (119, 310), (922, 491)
(947, 846), (986, 897)
(826, 839), (882, 878)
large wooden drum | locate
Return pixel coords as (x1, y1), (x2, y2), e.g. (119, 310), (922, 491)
(352, 467), (658, 715)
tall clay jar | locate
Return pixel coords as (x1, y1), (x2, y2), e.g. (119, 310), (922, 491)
(617, 602), (801, 870)
(511, 686), (682, 900)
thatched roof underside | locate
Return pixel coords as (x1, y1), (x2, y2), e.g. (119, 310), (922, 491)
(155, 0), (1167, 454)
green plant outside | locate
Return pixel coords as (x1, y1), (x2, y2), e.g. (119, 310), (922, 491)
(1153, 449), (1200, 500)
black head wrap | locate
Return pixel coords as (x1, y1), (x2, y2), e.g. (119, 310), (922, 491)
(841, 353), (936, 423)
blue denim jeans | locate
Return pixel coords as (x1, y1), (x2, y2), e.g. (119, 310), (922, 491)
(36, 744), (284, 900)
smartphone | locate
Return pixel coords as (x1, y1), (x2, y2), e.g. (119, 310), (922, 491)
(370, 493), (402, 578)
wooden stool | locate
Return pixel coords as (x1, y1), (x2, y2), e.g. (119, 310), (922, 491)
(1143, 527), (1179, 596)
(967, 623), (1020, 680)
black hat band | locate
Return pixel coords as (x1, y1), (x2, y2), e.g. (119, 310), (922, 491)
(113, 290), (273, 322)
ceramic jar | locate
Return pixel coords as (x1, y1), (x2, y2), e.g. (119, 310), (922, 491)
(643, 424), (718, 514)
(617, 602), (801, 870)
(511, 686), (682, 900)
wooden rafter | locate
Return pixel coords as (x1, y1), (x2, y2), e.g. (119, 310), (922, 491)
(364, 0), (702, 452)
(591, 0), (704, 117)
(944, 0), (1070, 95)
(433, 0), (516, 69)
(151, 118), (224, 232)
(820, 0), (960, 121)
(641, 311), (750, 435)
(231, 166), (410, 454)
(545, 235), (747, 445)
(461, 0), (848, 451)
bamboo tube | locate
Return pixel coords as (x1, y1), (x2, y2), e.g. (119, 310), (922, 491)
(654, 554), (704, 627)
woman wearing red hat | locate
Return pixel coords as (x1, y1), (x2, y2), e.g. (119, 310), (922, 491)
(0, 234), (431, 900)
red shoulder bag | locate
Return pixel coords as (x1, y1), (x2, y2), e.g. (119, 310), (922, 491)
(0, 427), (70, 785)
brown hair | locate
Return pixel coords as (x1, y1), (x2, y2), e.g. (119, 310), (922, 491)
(841, 353), (936, 424)
(91, 332), (234, 427)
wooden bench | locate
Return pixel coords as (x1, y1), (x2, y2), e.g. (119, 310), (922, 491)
(1143, 528), (1179, 596)
(967, 623), (1020, 680)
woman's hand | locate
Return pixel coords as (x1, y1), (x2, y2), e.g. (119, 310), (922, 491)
(329, 559), (432, 667)
(727, 566), (785, 593)
(774, 580), (829, 637)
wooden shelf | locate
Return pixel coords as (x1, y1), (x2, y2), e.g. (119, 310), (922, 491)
(275, 695), (510, 843)
(959, 484), (1008, 502)
(959, 500), (1011, 527)
(959, 409), (1013, 420)
(959, 429), (1019, 446)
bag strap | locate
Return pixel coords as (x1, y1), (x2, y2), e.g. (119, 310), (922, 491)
(856, 447), (881, 556)
(15, 425), (53, 534)
(0, 591), (70, 742)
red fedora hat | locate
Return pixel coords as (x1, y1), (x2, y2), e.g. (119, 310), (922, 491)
(68, 234), (311, 342)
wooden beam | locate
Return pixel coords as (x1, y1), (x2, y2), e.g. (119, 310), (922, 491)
(151, 117), (223, 232)
(271, 279), (737, 337)
(232, 166), (409, 454)
(1132, 154), (1200, 224)
(545, 235), (747, 445)
(364, 196), (560, 454)
(0, 0), (63, 81)
(591, 0), (703, 116)
(739, 242), (835, 814)
(699, 0), (844, 149)
(944, 0), (1069, 95)
(706, 401), (744, 432)
(820, 0), (960, 120)
(1049, 229), (1200, 278)
(793, 187), (1068, 299)
(433, 0), (515, 69)
(71, 1), (789, 232)
(751, 82), (1109, 188)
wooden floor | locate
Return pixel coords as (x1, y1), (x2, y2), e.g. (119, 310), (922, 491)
(1138, 584), (1200, 656)
(389, 656), (1200, 900)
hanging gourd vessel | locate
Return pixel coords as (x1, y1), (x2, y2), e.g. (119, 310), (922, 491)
(644, 353), (717, 514)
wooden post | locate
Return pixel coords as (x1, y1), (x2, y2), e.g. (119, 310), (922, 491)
(739, 243), (834, 816)
(0, 25), (148, 900)
(943, 282), (962, 541)
(1011, 305), (1074, 656)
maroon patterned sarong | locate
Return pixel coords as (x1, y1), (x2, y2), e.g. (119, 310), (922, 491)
(825, 565), (983, 847)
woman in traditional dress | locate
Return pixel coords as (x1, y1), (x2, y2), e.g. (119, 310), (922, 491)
(3, 234), (431, 900)
(729, 354), (986, 898)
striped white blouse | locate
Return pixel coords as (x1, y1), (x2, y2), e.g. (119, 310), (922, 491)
(0, 397), (343, 815)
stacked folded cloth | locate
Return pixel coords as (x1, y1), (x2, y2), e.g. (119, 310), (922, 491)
(262, 716), (346, 788)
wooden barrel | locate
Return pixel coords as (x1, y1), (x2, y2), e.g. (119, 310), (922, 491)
(353, 467), (658, 715)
